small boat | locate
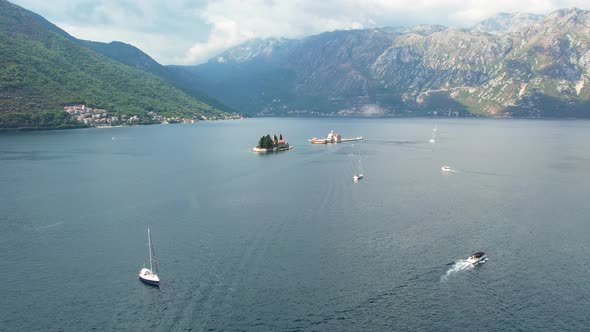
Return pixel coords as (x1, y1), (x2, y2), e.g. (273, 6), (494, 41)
(353, 151), (364, 181)
(309, 137), (327, 144)
(139, 227), (160, 286)
(467, 252), (487, 265)
(441, 165), (451, 172)
(429, 127), (437, 143)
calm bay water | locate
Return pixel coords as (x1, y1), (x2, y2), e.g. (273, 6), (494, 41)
(1, 118), (589, 331)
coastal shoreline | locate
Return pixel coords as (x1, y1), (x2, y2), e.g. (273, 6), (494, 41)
(252, 146), (293, 153)
(0, 118), (243, 133)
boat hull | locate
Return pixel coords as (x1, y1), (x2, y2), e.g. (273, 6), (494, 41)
(467, 255), (487, 265)
(139, 268), (160, 286)
(139, 276), (160, 286)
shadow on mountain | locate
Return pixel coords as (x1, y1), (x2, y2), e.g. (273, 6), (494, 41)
(538, 63), (580, 80)
(414, 91), (473, 116)
(172, 61), (298, 114)
(506, 94), (590, 118)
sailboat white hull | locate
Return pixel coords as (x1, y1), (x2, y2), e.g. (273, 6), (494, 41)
(139, 268), (160, 286)
(139, 227), (160, 286)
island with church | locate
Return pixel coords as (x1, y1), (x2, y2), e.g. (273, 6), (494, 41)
(308, 130), (363, 144)
(252, 134), (292, 153)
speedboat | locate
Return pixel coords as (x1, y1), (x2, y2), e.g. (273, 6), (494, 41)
(353, 173), (364, 181)
(441, 165), (451, 172)
(467, 252), (487, 265)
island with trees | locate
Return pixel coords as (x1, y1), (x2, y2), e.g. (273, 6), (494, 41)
(252, 134), (292, 153)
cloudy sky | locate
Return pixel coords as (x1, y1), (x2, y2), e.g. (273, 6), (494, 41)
(11, 0), (590, 65)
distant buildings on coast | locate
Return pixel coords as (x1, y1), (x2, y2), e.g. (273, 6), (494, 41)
(63, 104), (241, 127)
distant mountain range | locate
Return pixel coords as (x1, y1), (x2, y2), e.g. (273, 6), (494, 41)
(2, 0), (590, 129)
(185, 9), (590, 118)
(0, 0), (234, 130)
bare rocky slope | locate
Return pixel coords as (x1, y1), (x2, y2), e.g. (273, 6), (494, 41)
(184, 8), (590, 117)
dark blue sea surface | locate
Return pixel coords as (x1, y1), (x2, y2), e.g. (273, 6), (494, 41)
(1, 118), (589, 331)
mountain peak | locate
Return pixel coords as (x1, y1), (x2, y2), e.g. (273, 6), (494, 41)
(405, 24), (448, 36)
(548, 7), (586, 17)
(471, 11), (544, 35)
(537, 7), (590, 33)
(212, 37), (293, 64)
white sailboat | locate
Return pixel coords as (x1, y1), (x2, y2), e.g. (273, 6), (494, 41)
(353, 152), (364, 181)
(429, 127), (437, 143)
(139, 227), (160, 286)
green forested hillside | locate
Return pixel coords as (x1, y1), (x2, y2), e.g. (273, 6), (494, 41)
(0, 0), (230, 129)
(81, 40), (237, 115)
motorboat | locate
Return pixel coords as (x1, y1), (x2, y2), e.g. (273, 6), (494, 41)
(429, 138), (435, 143)
(353, 173), (364, 181)
(441, 165), (451, 172)
(139, 227), (160, 286)
(467, 252), (487, 265)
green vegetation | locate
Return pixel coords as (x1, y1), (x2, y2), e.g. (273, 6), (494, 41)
(0, 0), (233, 130)
(0, 110), (83, 130)
(257, 135), (274, 149)
(256, 134), (284, 149)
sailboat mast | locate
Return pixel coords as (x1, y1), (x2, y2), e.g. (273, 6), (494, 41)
(148, 227), (153, 271)
(358, 152), (363, 173)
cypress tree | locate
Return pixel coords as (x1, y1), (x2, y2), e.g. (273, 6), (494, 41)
(257, 136), (264, 149)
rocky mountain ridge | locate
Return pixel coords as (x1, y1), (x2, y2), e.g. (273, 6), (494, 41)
(187, 8), (590, 117)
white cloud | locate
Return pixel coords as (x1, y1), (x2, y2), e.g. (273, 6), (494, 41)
(180, 0), (590, 64)
(10, 0), (590, 65)
(56, 23), (193, 64)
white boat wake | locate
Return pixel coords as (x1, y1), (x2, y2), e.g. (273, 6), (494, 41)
(35, 221), (64, 231)
(440, 258), (487, 282)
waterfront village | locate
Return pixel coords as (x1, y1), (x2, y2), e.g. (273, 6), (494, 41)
(63, 104), (240, 127)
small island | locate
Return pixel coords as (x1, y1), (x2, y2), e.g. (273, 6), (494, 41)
(252, 134), (292, 153)
(308, 130), (363, 144)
